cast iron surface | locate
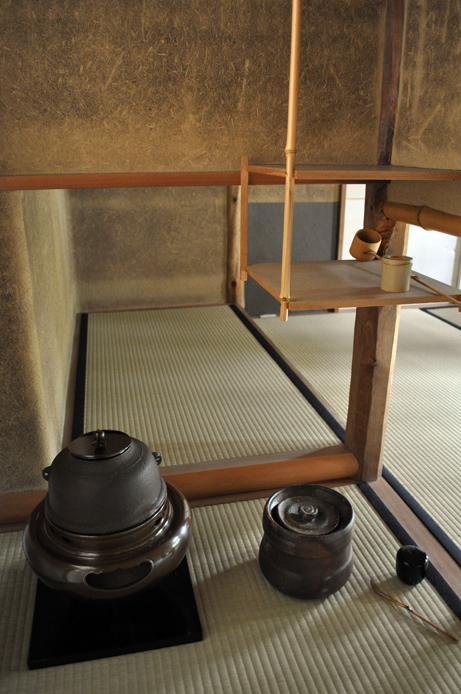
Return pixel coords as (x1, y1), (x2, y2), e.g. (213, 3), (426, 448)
(259, 484), (354, 599)
(42, 430), (166, 534)
(27, 557), (202, 670)
(67, 429), (131, 459)
(23, 482), (191, 600)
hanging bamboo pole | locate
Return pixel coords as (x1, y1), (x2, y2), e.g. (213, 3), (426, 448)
(279, 0), (303, 321)
(383, 201), (461, 238)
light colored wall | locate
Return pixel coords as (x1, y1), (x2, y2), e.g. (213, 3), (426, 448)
(0, 191), (77, 494)
(0, 0), (386, 174)
(22, 190), (78, 451)
(393, 0), (461, 170)
(69, 187), (228, 312)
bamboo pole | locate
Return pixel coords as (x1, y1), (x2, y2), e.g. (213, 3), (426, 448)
(280, 0), (303, 321)
(384, 201), (461, 238)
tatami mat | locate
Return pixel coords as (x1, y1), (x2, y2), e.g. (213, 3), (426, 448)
(425, 306), (461, 329)
(84, 306), (340, 465)
(1, 487), (459, 693)
(255, 308), (461, 549)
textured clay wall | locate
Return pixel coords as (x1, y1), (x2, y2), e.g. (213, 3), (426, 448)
(393, 0), (461, 170)
(0, 191), (76, 494)
(0, 0), (386, 174)
(388, 181), (461, 217)
(69, 187), (228, 312)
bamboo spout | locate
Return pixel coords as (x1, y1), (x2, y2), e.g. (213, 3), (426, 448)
(384, 201), (461, 238)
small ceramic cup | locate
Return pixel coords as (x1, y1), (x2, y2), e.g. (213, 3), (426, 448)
(349, 229), (382, 261)
(380, 255), (413, 292)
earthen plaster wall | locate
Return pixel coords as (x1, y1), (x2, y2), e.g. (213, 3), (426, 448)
(69, 187), (228, 312)
(0, 0), (386, 174)
(393, 0), (461, 170)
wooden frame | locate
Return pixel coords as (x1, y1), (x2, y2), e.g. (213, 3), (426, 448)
(2, 0), (461, 526)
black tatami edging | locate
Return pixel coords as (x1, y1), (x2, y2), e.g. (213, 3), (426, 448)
(383, 467), (461, 567)
(422, 306), (461, 331)
(231, 304), (461, 612)
(230, 304), (346, 443)
(359, 482), (461, 620)
(71, 313), (88, 441)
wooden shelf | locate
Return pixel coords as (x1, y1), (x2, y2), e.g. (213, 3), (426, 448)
(245, 260), (461, 311)
(246, 164), (461, 185)
(1, 164), (460, 192)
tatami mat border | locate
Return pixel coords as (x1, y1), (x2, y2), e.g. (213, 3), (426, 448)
(382, 468), (461, 567)
(422, 306), (461, 331)
(359, 481), (461, 620)
(230, 304), (346, 442)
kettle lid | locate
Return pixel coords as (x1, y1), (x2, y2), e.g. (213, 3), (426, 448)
(68, 429), (131, 460)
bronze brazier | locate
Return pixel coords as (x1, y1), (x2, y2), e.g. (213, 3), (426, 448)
(23, 430), (191, 600)
(259, 484), (354, 599)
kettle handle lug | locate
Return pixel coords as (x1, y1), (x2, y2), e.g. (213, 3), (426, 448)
(152, 452), (162, 466)
(42, 466), (52, 481)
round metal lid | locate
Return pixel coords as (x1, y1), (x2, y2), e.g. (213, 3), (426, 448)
(277, 494), (340, 535)
(68, 430), (132, 460)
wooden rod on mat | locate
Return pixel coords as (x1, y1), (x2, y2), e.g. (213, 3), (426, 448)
(163, 452), (359, 501)
(384, 201), (461, 238)
(280, 0), (303, 322)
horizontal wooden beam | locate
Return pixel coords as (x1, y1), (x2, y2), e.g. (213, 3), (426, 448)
(1, 165), (460, 192)
(0, 171), (241, 192)
(0, 445), (358, 528)
(162, 446), (358, 500)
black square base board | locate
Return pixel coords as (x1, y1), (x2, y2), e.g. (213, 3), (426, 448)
(28, 557), (203, 670)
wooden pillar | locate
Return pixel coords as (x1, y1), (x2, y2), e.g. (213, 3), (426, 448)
(377, 0), (405, 165)
(345, 181), (401, 482)
(227, 186), (245, 306)
(239, 155), (249, 282)
(345, 304), (400, 481)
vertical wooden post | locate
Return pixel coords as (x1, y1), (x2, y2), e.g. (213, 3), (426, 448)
(227, 186), (245, 306)
(240, 155), (249, 282)
(377, 0), (405, 165)
(346, 182), (400, 481)
(386, 220), (408, 256)
(345, 304), (400, 481)
(280, 0), (302, 321)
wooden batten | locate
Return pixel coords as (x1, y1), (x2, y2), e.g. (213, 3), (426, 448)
(345, 305), (400, 481)
(0, 446), (359, 527)
(162, 446), (359, 500)
(239, 156), (249, 281)
(377, 0), (405, 165)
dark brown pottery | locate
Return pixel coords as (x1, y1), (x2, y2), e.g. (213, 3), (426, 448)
(259, 484), (354, 599)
